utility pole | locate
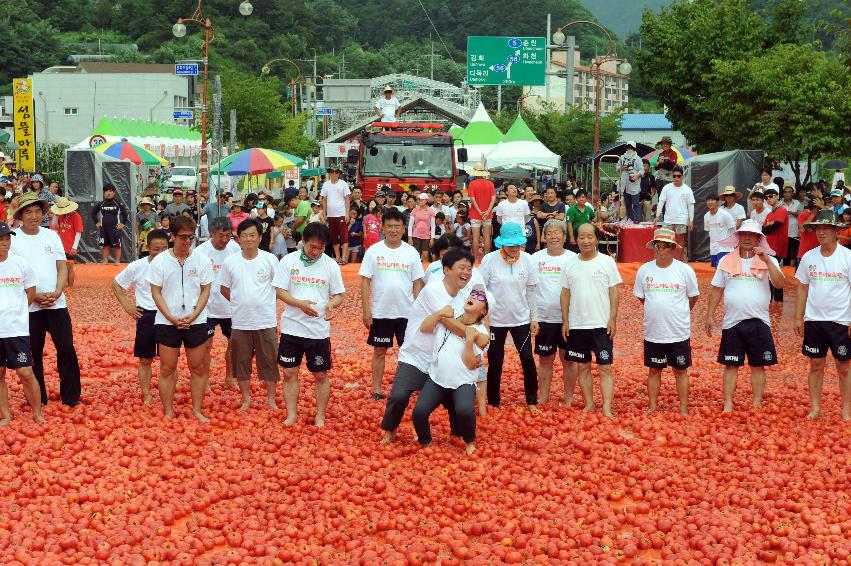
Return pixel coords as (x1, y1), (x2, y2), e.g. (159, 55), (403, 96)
(299, 49), (318, 140)
(212, 74), (222, 202)
(430, 34), (435, 80)
(497, 85), (502, 114)
(228, 109), (236, 153)
(566, 35), (575, 111)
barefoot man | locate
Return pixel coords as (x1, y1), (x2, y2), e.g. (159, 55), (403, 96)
(112, 229), (170, 405)
(147, 216), (214, 422)
(704, 220), (784, 413)
(794, 210), (851, 420)
(561, 223), (622, 418)
(0, 221), (44, 425)
(634, 228), (699, 415)
(219, 218), (281, 411)
(273, 222), (345, 427)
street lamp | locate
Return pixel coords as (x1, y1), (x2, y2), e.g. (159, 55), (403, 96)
(551, 19), (631, 200)
(172, 0), (253, 205)
(261, 58), (303, 116)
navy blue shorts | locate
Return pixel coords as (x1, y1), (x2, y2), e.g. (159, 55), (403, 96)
(565, 328), (613, 365)
(644, 339), (692, 369)
(207, 317), (232, 339)
(367, 318), (407, 348)
(155, 324), (213, 350)
(717, 319), (777, 367)
(134, 309), (158, 359)
(0, 336), (33, 369)
(535, 322), (567, 356)
(278, 334), (332, 372)
(802, 321), (851, 361)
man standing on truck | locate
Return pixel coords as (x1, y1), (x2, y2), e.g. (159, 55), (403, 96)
(374, 86), (401, 123)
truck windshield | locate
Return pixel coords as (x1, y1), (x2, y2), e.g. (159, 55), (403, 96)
(362, 143), (453, 179)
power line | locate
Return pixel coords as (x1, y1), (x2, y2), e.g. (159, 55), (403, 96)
(416, 0), (463, 81)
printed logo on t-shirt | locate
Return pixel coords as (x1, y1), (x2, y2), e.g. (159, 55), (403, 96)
(0, 276), (23, 288)
(537, 262), (562, 277)
(187, 267), (199, 278)
(44, 244), (55, 255)
(211, 263), (222, 272)
(730, 272), (761, 283)
(289, 268), (326, 289)
(592, 269), (608, 280)
(643, 275), (682, 293)
(256, 268), (271, 282)
(375, 256), (411, 273)
(806, 264), (847, 283)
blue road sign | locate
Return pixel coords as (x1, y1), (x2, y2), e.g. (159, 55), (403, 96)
(316, 107), (333, 116)
(173, 111), (194, 120)
(175, 63), (199, 76)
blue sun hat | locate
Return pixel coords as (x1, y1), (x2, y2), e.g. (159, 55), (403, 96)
(493, 222), (527, 248)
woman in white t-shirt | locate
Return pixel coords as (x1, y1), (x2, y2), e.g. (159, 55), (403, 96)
(479, 222), (540, 412)
(751, 169), (780, 208)
(147, 215), (215, 423)
(412, 284), (491, 455)
(494, 184), (531, 228)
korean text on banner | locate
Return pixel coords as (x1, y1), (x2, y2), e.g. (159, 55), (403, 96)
(12, 78), (36, 172)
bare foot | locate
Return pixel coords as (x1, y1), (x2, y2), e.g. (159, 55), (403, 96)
(753, 400), (763, 410)
(164, 411), (175, 420)
(582, 404), (596, 413)
(380, 430), (397, 445)
(238, 399), (251, 412)
(283, 413), (298, 427)
(465, 442), (475, 456)
(143, 394), (152, 406)
(33, 413), (45, 424)
(722, 404), (733, 414)
(646, 405), (658, 414)
(527, 405), (539, 415)
(0, 417), (10, 427)
(538, 394), (550, 404)
(601, 407), (614, 418)
(842, 411), (850, 421)
(563, 396), (574, 407)
(193, 410), (211, 423)
(679, 407), (688, 416)
(477, 405), (488, 417)
(806, 407), (820, 419)
(314, 415), (325, 428)
(224, 377), (237, 390)
(267, 400), (279, 411)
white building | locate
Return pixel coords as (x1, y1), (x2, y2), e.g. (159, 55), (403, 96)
(29, 63), (192, 146)
(523, 50), (629, 113)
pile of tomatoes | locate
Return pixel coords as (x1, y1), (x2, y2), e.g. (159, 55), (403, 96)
(0, 264), (848, 564)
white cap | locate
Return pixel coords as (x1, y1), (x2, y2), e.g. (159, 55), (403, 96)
(0, 152), (5, 159)
(625, 140), (637, 149)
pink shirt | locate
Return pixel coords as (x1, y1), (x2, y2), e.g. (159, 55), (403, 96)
(227, 212), (248, 234)
(408, 206), (436, 240)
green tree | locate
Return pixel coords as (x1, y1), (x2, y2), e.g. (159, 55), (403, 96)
(637, 0), (768, 151)
(277, 113), (318, 159)
(706, 43), (851, 186)
(221, 71), (287, 149)
(0, 1), (69, 94)
(35, 143), (69, 185)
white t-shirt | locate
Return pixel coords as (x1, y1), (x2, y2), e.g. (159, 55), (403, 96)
(782, 199), (803, 238)
(531, 248), (576, 324)
(423, 260), (485, 291)
(633, 260), (699, 343)
(478, 251), (538, 327)
(795, 246), (851, 325)
(753, 182), (780, 195)
(218, 250), (279, 330)
(359, 241), (424, 319)
(320, 179), (351, 218)
(658, 183), (695, 225)
(10, 228), (67, 312)
(703, 209), (736, 255)
(429, 321), (488, 389)
(750, 206), (770, 226)
(376, 96), (401, 122)
(114, 257), (157, 311)
(397, 279), (468, 373)
(146, 250), (215, 326)
(722, 202), (747, 224)
(710, 256), (778, 329)
(0, 254), (37, 338)
(272, 251), (345, 339)
(561, 252), (623, 330)
(494, 199), (530, 227)
(195, 239), (241, 319)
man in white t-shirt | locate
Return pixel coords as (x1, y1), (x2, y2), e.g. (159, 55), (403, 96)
(360, 207), (424, 400)
(634, 228), (700, 415)
(720, 186), (746, 229)
(749, 190), (770, 226)
(10, 193), (81, 408)
(319, 166), (352, 264)
(219, 218), (281, 412)
(380, 248), (476, 444)
(273, 223), (345, 427)
(560, 223), (622, 418)
(0, 221), (43, 426)
(655, 165), (695, 260)
(112, 229), (170, 405)
(374, 85), (401, 122)
(196, 217), (241, 389)
(147, 216), (215, 422)
(703, 194), (736, 267)
(494, 184), (531, 228)
(531, 220), (578, 405)
(704, 220), (785, 413)
(793, 210), (851, 421)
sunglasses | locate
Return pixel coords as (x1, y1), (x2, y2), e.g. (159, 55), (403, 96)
(672, 174), (683, 178)
(469, 290), (487, 302)
(654, 242), (675, 249)
(175, 233), (195, 241)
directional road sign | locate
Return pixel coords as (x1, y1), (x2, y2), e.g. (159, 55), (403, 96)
(316, 107), (333, 116)
(466, 36), (546, 86)
(175, 63), (199, 76)
(173, 111), (194, 120)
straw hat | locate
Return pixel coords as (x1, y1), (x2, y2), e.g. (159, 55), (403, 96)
(13, 192), (48, 220)
(383, 85), (393, 93)
(645, 227), (681, 249)
(138, 197), (155, 208)
(50, 197), (79, 215)
(718, 186), (743, 200)
(468, 163), (490, 178)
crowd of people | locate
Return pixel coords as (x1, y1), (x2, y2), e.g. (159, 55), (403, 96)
(1, 150), (849, 452)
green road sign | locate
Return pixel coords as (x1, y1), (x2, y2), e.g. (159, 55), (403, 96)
(467, 36), (546, 86)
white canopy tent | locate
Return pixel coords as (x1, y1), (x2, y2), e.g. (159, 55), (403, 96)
(485, 115), (560, 172)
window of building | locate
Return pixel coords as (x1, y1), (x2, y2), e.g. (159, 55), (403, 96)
(64, 107), (78, 116)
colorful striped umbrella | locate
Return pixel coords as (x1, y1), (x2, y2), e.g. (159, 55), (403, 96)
(93, 139), (168, 166)
(211, 148), (305, 176)
(643, 145), (698, 167)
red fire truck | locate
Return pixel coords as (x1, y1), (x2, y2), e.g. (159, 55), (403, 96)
(346, 122), (467, 201)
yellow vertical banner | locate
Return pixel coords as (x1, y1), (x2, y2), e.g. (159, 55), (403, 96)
(12, 78), (36, 172)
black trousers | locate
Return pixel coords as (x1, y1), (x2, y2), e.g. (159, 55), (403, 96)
(412, 379), (476, 444)
(29, 308), (81, 406)
(380, 362), (456, 432)
(487, 324), (538, 407)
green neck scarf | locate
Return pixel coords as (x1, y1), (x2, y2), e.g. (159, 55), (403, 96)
(300, 249), (320, 266)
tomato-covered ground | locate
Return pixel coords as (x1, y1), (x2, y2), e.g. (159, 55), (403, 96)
(0, 263), (849, 565)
